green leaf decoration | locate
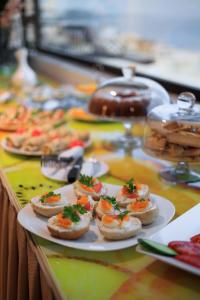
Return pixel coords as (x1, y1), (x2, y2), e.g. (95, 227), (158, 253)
(62, 204), (87, 223)
(124, 178), (136, 193)
(79, 174), (94, 187)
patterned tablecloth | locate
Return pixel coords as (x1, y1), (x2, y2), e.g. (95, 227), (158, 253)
(0, 74), (200, 300)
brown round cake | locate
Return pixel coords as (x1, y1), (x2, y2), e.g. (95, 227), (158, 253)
(89, 85), (150, 118)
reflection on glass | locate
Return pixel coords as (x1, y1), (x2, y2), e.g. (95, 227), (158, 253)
(37, 0), (200, 89)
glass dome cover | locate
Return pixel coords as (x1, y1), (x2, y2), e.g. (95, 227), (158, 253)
(144, 92), (200, 163)
(88, 65), (170, 121)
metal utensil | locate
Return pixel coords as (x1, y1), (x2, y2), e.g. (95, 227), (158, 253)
(41, 155), (74, 168)
(67, 156), (83, 183)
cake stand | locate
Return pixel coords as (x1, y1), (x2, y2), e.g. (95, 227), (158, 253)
(89, 66), (170, 150)
(144, 92), (200, 184)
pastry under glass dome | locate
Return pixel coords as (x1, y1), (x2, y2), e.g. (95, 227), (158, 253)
(88, 66), (170, 148)
(144, 92), (200, 183)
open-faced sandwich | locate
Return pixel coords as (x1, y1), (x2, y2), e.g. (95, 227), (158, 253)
(31, 191), (66, 217)
(98, 211), (142, 240)
(116, 178), (149, 208)
(47, 204), (90, 240)
(74, 174), (106, 201)
(95, 195), (120, 219)
(76, 195), (96, 219)
(4, 114), (90, 155)
(0, 105), (30, 131)
(127, 197), (158, 225)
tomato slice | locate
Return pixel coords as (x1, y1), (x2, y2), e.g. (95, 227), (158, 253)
(32, 129), (43, 137)
(168, 241), (200, 256)
(93, 182), (102, 193)
(175, 254), (200, 269)
(16, 128), (26, 134)
(84, 202), (91, 211)
(50, 134), (60, 141)
(122, 187), (137, 198)
(126, 192), (138, 199)
(68, 140), (84, 148)
(53, 110), (65, 120)
(191, 234), (200, 245)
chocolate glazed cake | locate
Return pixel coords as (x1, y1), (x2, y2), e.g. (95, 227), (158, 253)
(89, 85), (150, 118)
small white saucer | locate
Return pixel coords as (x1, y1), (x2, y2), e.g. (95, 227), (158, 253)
(41, 159), (109, 182)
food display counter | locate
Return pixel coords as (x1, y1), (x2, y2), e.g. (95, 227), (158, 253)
(0, 64), (200, 300)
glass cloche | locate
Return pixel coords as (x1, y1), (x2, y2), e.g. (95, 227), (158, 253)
(144, 92), (200, 183)
(88, 65), (170, 148)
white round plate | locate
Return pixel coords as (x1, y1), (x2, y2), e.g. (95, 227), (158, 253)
(41, 160), (109, 182)
(1, 138), (92, 157)
(17, 183), (175, 251)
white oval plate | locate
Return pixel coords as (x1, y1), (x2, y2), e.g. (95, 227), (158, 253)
(41, 160), (109, 182)
(17, 183), (175, 251)
(1, 138), (92, 157)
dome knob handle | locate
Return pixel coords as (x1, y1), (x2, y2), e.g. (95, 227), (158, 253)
(177, 92), (196, 113)
(122, 64), (136, 79)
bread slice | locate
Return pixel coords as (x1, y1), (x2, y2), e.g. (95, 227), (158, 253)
(47, 216), (90, 240)
(127, 202), (158, 225)
(31, 198), (65, 217)
(116, 184), (150, 208)
(74, 181), (106, 201)
(98, 217), (142, 240)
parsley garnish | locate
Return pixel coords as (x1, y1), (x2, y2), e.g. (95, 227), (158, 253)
(73, 204), (87, 215)
(79, 174), (94, 187)
(40, 191), (56, 203)
(101, 195), (120, 211)
(124, 178), (136, 193)
(118, 210), (129, 220)
(53, 120), (66, 128)
(137, 198), (147, 202)
(31, 109), (42, 116)
(62, 204), (87, 223)
(14, 110), (20, 119)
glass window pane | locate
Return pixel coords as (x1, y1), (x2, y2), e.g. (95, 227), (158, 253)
(35, 0), (200, 89)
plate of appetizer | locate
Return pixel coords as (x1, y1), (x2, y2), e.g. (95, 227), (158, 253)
(137, 203), (200, 276)
(0, 105), (31, 131)
(18, 177), (175, 251)
(0, 106), (66, 132)
(2, 124), (91, 156)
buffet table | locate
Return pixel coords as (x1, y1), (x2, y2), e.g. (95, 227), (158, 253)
(0, 74), (200, 300)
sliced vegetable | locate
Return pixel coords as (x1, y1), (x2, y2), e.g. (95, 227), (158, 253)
(191, 234), (200, 245)
(16, 128), (26, 134)
(93, 182), (102, 193)
(68, 140), (85, 148)
(138, 238), (177, 256)
(168, 241), (200, 256)
(32, 128), (43, 137)
(123, 178), (137, 194)
(53, 120), (66, 128)
(175, 254), (200, 269)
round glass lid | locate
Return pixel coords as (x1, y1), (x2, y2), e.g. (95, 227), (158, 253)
(88, 65), (170, 120)
(149, 92), (200, 124)
(144, 92), (200, 184)
(144, 92), (200, 163)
